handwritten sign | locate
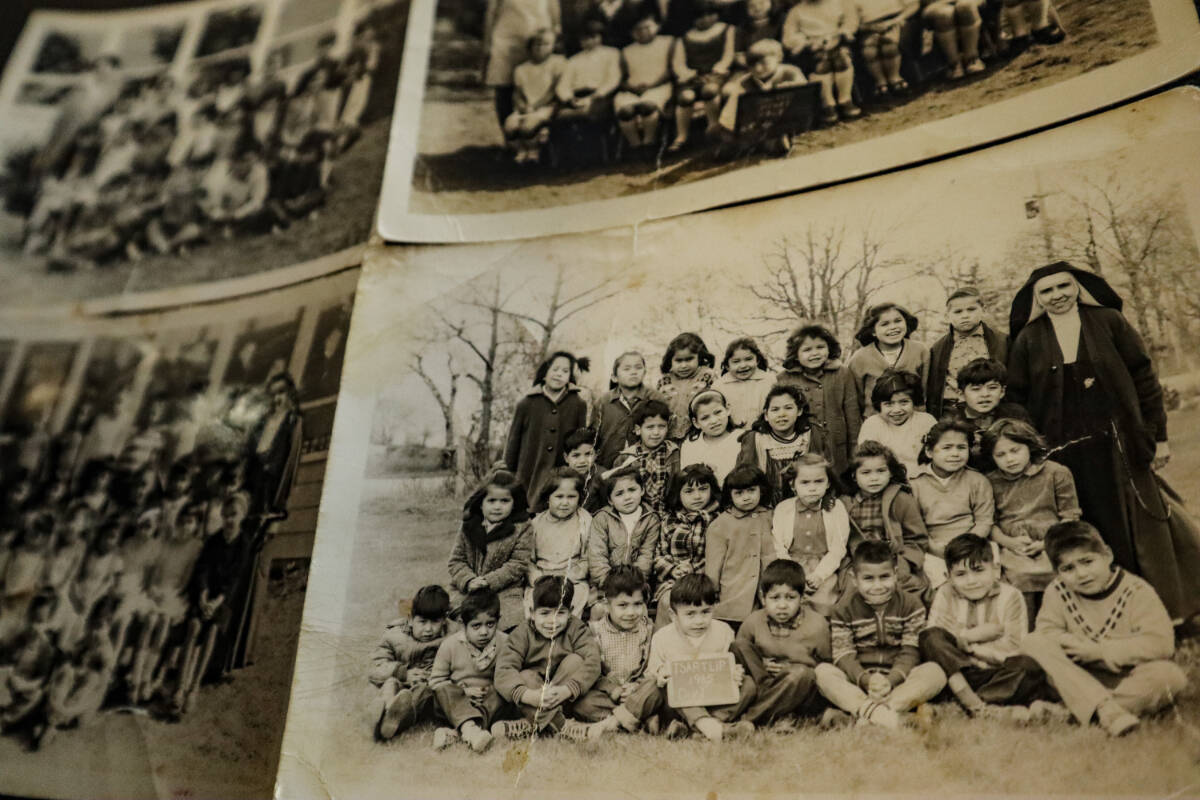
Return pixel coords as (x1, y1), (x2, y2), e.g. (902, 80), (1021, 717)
(735, 84), (820, 141)
(666, 653), (739, 708)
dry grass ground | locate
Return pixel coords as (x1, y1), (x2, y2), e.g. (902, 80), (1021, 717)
(409, 0), (1158, 216)
(301, 405), (1200, 798)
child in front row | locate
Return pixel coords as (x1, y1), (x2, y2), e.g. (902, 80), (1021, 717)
(654, 464), (722, 624)
(919, 534), (1054, 718)
(368, 585), (451, 741)
(856, 369), (937, 477)
(771, 454), (850, 615)
(529, 467), (592, 617)
(841, 441), (931, 603)
(611, 399), (680, 518)
(908, 419), (994, 588)
(492, 575), (601, 741)
(705, 465), (777, 629)
(574, 566), (656, 733)
(816, 541), (947, 729)
(781, 0), (859, 123)
(735, 559), (832, 726)
(983, 419), (1080, 604)
(1022, 522), (1187, 737)
(430, 587), (509, 753)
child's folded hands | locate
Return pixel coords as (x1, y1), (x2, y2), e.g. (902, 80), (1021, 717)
(866, 673), (891, 699)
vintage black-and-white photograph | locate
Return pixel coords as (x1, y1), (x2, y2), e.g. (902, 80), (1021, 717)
(378, 0), (1200, 241)
(279, 90), (1200, 799)
(0, 267), (358, 800)
(0, 0), (407, 306)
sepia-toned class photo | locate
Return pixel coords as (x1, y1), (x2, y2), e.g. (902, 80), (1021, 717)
(0, 268), (357, 800)
(278, 90), (1200, 799)
(378, 0), (1200, 241)
(0, 0), (406, 306)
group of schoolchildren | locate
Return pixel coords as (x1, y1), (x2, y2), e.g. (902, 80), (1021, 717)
(490, 0), (1065, 163)
(22, 23), (380, 270)
(368, 286), (1189, 753)
(0, 441), (261, 750)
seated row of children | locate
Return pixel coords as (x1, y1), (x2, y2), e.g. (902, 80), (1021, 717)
(23, 24), (380, 268)
(0, 452), (260, 749)
(372, 522), (1184, 752)
(499, 0), (1064, 162)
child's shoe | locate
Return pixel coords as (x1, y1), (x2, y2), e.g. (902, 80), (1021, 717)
(663, 719), (690, 739)
(559, 719), (592, 742)
(857, 700), (900, 730)
(491, 719), (535, 740)
(1032, 23), (1065, 44)
(964, 58), (986, 75)
(1028, 700), (1072, 725)
(432, 727), (460, 750)
(724, 720), (755, 740)
(461, 723), (494, 753)
(947, 62), (966, 80)
(586, 715), (622, 741)
(379, 689), (414, 739)
(770, 717), (798, 735)
(693, 716), (724, 741)
(838, 102), (862, 120)
(819, 106), (839, 125)
(644, 715), (661, 736)
(367, 694), (387, 732)
(1096, 700), (1139, 737)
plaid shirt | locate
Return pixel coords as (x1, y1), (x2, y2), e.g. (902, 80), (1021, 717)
(590, 614), (653, 690)
(847, 492), (886, 542)
(654, 505), (717, 591)
(944, 327), (990, 403)
(621, 441), (680, 518)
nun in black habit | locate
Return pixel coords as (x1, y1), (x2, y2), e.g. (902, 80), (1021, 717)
(1006, 262), (1200, 622)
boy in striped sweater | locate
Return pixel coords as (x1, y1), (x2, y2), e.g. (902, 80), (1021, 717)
(815, 541), (946, 728)
(1022, 521), (1187, 737)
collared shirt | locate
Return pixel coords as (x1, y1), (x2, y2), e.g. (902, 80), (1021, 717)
(590, 614), (653, 686)
(847, 492), (885, 541)
(944, 326), (990, 401)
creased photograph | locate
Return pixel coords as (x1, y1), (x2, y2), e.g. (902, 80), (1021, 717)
(278, 88), (1200, 799)
(377, 0), (1200, 242)
(0, 265), (358, 800)
(0, 0), (407, 306)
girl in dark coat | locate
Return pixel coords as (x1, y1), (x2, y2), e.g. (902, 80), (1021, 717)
(1006, 262), (1200, 622)
(504, 351), (590, 508)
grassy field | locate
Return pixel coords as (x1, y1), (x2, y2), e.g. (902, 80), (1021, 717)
(410, 0), (1157, 215)
(301, 405), (1200, 798)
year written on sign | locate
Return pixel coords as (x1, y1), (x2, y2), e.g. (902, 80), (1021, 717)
(666, 653), (740, 708)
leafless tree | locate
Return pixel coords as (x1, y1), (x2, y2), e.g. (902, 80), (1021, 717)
(410, 345), (460, 450)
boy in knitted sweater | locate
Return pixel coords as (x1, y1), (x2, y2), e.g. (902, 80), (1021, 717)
(735, 559), (831, 725)
(367, 585), (451, 740)
(919, 534), (1052, 718)
(492, 575), (602, 741)
(816, 541), (946, 728)
(430, 588), (509, 752)
(1022, 522), (1187, 736)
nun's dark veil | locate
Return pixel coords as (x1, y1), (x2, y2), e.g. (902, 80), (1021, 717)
(1007, 261), (1125, 339)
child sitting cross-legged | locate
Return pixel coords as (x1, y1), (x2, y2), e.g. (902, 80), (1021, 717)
(492, 575), (601, 741)
(816, 541), (947, 729)
(734, 559), (832, 728)
(1022, 521), (1188, 737)
(429, 587), (509, 753)
(716, 40), (807, 153)
(573, 566), (656, 736)
(367, 585), (452, 741)
(919, 534), (1055, 720)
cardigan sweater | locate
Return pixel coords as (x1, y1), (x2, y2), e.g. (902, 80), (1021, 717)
(926, 580), (1027, 666)
(1033, 569), (1175, 672)
(771, 497), (851, 588)
(735, 606), (831, 685)
(908, 466), (994, 557)
(926, 322), (1009, 419)
(704, 506), (776, 622)
(829, 589), (925, 688)
(587, 504), (661, 587)
(429, 629), (509, 690)
(494, 615), (602, 703)
(775, 360), (862, 475)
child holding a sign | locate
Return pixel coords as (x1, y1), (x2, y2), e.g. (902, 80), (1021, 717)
(815, 541), (946, 729)
(734, 559), (832, 726)
(492, 575), (601, 741)
(647, 574), (757, 741)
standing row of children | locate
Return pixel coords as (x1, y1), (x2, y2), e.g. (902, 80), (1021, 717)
(367, 286), (1189, 750)
(23, 23), (380, 269)
(488, 0), (1065, 162)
